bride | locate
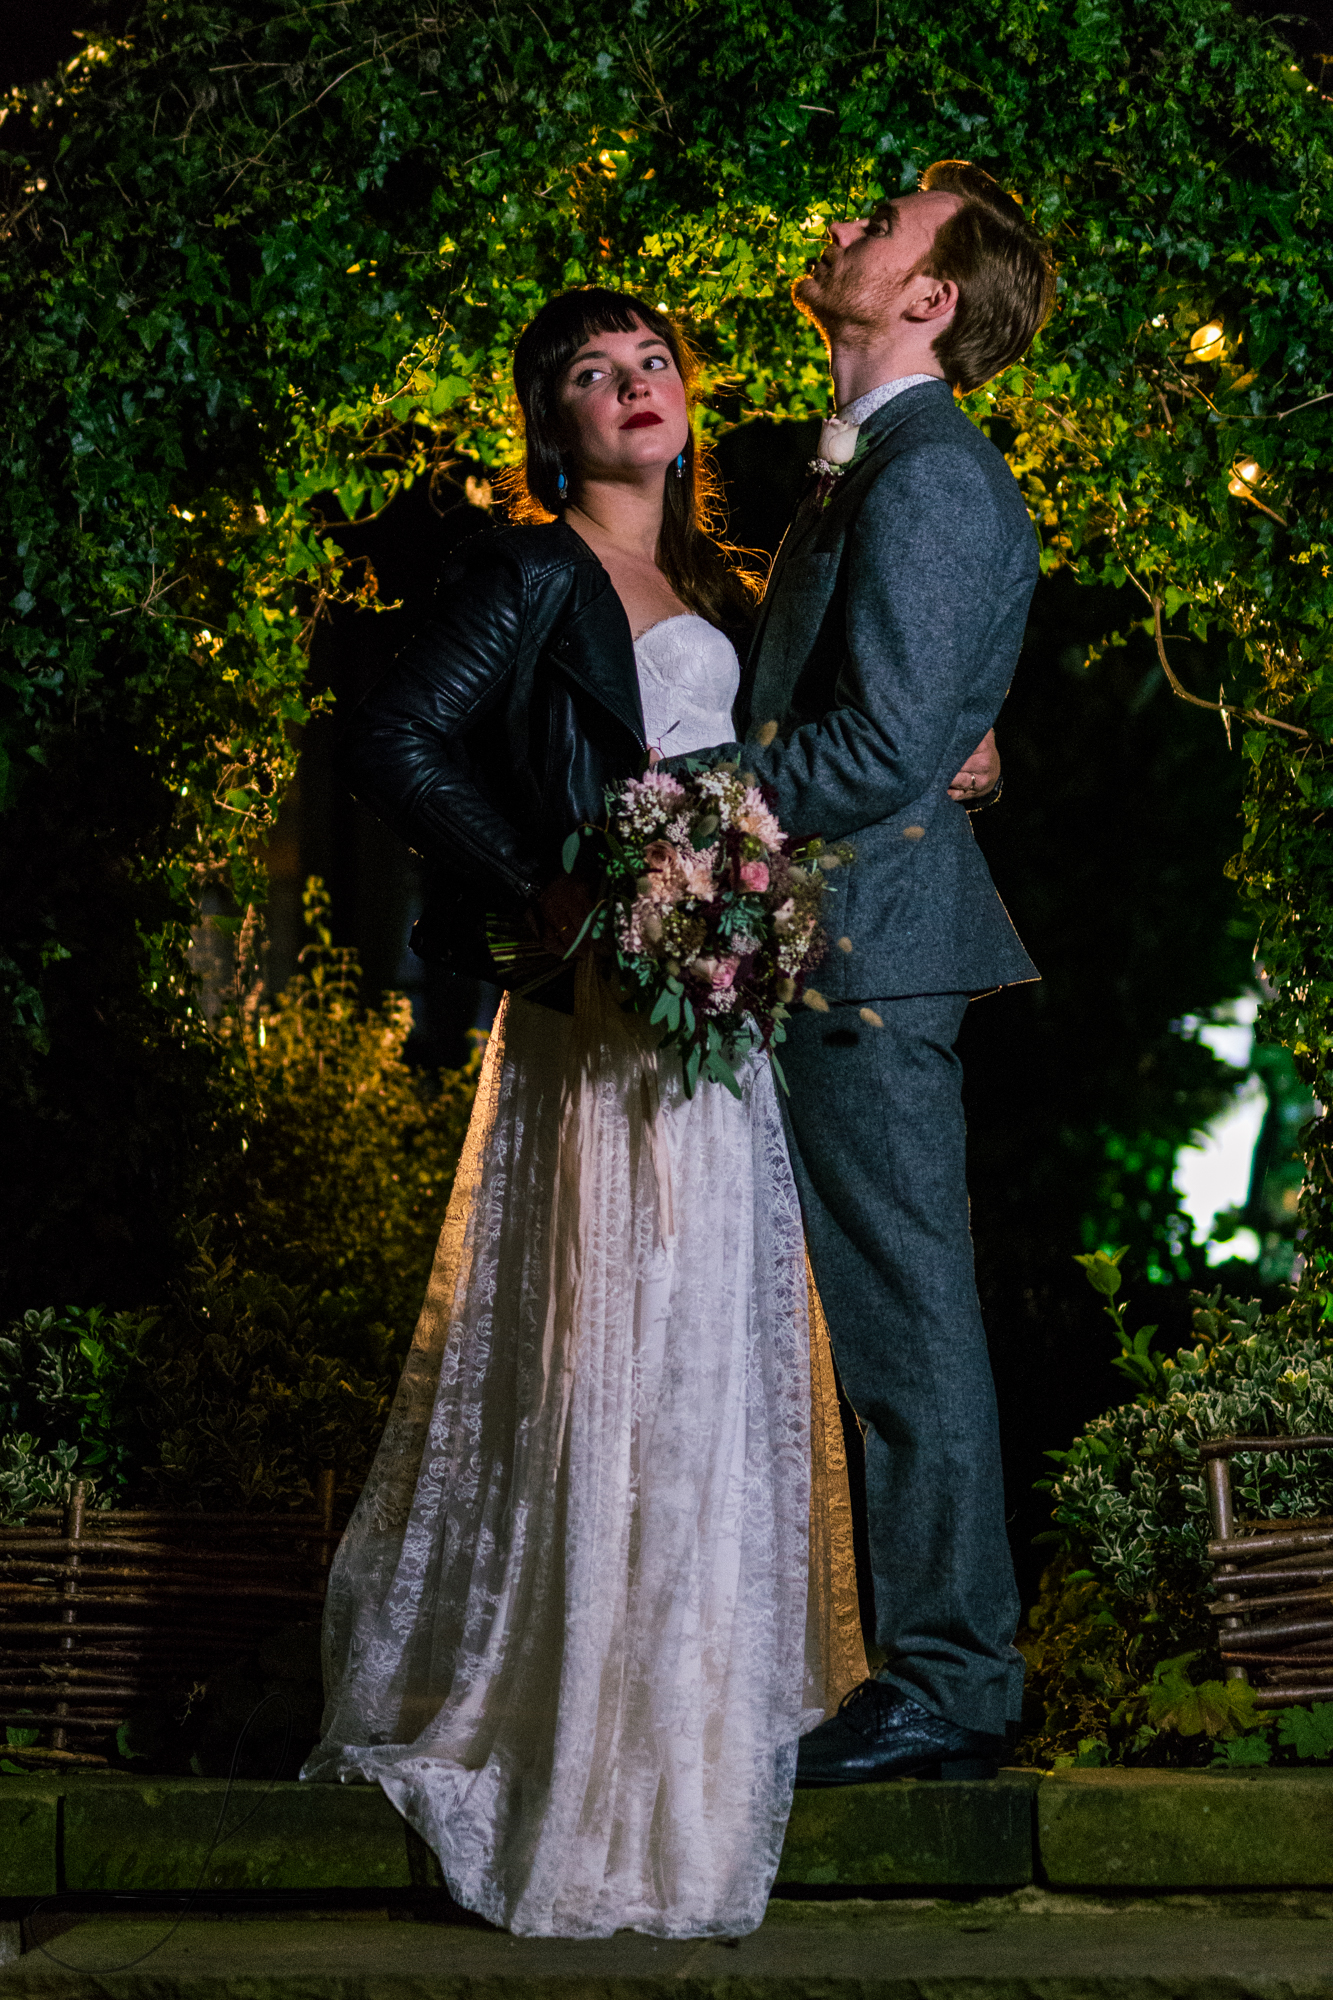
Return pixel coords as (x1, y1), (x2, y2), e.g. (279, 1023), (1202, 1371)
(301, 288), (871, 1938)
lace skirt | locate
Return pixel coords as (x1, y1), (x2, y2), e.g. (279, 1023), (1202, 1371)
(302, 986), (865, 1938)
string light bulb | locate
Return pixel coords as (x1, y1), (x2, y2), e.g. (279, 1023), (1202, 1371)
(1189, 321), (1225, 362)
(1228, 458), (1262, 498)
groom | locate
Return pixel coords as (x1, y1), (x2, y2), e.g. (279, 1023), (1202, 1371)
(702, 162), (1055, 1783)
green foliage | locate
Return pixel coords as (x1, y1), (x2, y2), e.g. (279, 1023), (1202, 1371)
(1073, 1247), (1171, 1395)
(1018, 1561), (1178, 1766)
(0, 1304), (153, 1502)
(1024, 1259), (1333, 1767)
(1277, 1702), (1333, 1761)
(1144, 1651), (1265, 1741)
(137, 1226), (389, 1512)
(1212, 1731), (1272, 1768)
(3, 0), (1333, 1297)
(0, 1435), (84, 1523)
(1017, 1556), (1333, 1768)
(0, 889), (480, 1515)
(0, 1234), (389, 1516)
(1043, 1285), (1333, 1598)
(215, 879), (480, 1376)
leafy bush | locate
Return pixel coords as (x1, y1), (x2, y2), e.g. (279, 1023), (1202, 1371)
(0, 888), (480, 1516)
(0, 1305), (153, 1511)
(1018, 1554), (1333, 1769)
(138, 1226), (391, 1513)
(214, 880), (480, 1381)
(1044, 1282), (1333, 1601)
(1018, 1558), (1211, 1768)
(1021, 1256), (1333, 1765)
(0, 1433), (90, 1523)
(0, 1234), (389, 1517)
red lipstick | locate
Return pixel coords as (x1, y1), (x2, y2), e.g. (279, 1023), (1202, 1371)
(620, 412), (663, 429)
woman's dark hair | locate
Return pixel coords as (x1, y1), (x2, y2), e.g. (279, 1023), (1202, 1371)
(500, 287), (759, 635)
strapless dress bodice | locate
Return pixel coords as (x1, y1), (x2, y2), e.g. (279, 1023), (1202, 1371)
(633, 613), (739, 761)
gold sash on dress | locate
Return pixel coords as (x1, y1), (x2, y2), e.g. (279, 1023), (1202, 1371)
(806, 1259), (870, 1710)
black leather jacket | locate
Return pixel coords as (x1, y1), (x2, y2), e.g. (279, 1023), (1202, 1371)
(342, 520), (646, 982)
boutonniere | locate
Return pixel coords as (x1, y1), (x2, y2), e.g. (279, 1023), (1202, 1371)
(808, 416), (863, 505)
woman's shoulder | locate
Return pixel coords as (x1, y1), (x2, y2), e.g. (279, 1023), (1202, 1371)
(448, 516), (600, 587)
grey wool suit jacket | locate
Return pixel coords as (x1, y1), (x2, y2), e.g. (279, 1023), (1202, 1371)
(731, 377), (1039, 1003)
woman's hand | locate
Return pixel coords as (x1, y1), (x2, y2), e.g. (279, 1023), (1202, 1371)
(531, 873), (596, 960)
(947, 729), (1000, 802)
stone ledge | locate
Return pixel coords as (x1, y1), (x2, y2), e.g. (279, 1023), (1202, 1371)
(12, 1767), (1333, 1903)
(0, 1773), (1042, 1899)
(1039, 1767), (1333, 1890)
(0, 1785), (58, 1901)
(776, 1771), (1037, 1888)
(5, 1900), (1333, 1998)
(62, 1780), (415, 1893)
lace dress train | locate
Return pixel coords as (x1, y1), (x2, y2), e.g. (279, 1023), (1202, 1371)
(302, 616), (865, 1938)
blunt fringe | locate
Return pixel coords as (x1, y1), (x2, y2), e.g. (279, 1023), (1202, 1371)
(916, 161), (1057, 392)
(498, 287), (758, 637)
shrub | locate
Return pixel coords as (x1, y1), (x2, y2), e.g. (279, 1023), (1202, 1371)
(1022, 1259), (1333, 1765)
(139, 1225), (392, 1512)
(215, 879), (480, 1381)
(1043, 1283), (1333, 1602)
(0, 1304), (153, 1512)
(0, 884), (481, 1516)
(0, 1233), (390, 1516)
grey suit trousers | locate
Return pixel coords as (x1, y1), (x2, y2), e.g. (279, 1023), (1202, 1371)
(778, 992), (1023, 1738)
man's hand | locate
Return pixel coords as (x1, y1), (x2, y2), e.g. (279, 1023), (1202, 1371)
(531, 872), (595, 960)
(947, 729), (1000, 803)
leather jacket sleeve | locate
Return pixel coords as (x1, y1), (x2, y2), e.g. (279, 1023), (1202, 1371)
(341, 536), (549, 908)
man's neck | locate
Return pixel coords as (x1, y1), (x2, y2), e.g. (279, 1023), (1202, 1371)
(828, 341), (944, 412)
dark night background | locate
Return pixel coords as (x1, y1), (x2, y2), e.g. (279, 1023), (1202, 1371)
(5, 0), (1331, 1613)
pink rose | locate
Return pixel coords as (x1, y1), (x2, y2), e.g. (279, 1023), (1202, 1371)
(739, 860), (769, 893)
(639, 841), (688, 905)
(710, 956), (739, 991)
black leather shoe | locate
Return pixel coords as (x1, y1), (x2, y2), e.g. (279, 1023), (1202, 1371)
(795, 1679), (1003, 1788)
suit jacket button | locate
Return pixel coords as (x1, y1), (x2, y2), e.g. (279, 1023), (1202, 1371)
(903, 825), (925, 841)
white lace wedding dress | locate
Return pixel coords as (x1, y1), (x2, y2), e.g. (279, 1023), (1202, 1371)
(302, 614), (865, 1939)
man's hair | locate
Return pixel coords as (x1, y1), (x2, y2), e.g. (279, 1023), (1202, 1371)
(916, 161), (1057, 392)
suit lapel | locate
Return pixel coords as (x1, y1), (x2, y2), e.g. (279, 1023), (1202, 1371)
(742, 485), (823, 691)
(743, 382), (953, 728)
(791, 378), (954, 537)
(742, 385), (951, 728)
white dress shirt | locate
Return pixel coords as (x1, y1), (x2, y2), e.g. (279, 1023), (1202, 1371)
(837, 374), (940, 426)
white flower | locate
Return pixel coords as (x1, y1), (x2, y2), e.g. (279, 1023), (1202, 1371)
(816, 415), (861, 466)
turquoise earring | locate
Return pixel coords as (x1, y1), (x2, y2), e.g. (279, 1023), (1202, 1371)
(556, 467), (567, 498)
(675, 453), (684, 479)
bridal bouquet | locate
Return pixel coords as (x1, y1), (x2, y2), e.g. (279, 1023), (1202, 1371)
(562, 763), (852, 1097)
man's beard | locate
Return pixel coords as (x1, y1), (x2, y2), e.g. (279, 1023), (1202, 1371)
(793, 257), (910, 348)
(791, 274), (834, 350)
